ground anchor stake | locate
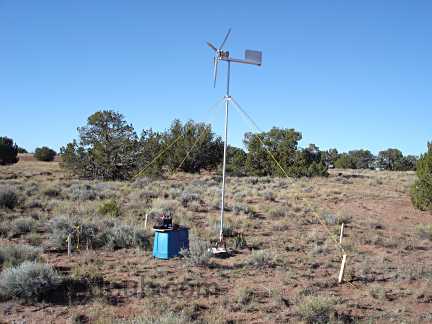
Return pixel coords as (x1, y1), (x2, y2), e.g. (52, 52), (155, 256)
(338, 254), (347, 284)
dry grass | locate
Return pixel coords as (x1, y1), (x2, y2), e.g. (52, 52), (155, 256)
(0, 160), (431, 323)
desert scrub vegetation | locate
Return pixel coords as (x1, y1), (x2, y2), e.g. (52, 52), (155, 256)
(411, 143), (432, 211)
(0, 221), (11, 237)
(97, 199), (121, 217)
(180, 191), (201, 208)
(208, 215), (234, 237)
(48, 216), (149, 251)
(416, 224), (432, 241)
(48, 216), (98, 250)
(296, 295), (337, 324)
(268, 206), (289, 219)
(11, 217), (35, 236)
(320, 211), (351, 225)
(0, 244), (42, 268)
(0, 262), (62, 302)
(181, 236), (212, 267)
(0, 185), (18, 209)
(150, 198), (180, 215)
(111, 312), (190, 324)
(246, 249), (277, 268)
(368, 284), (386, 300)
(235, 287), (257, 307)
(233, 202), (255, 217)
(68, 183), (98, 201)
(101, 223), (149, 250)
(0, 150), (429, 322)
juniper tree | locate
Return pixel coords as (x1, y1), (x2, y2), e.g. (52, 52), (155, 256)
(411, 143), (432, 211)
(0, 137), (19, 165)
(61, 110), (138, 180)
(34, 146), (56, 162)
(162, 119), (223, 173)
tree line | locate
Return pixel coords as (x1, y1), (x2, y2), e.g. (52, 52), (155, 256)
(1, 110), (431, 211)
(0, 110), (420, 176)
(58, 110), (329, 180)
(324, 148), (417, 171)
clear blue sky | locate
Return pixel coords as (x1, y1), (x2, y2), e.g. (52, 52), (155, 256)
(1, 1), (431, 155)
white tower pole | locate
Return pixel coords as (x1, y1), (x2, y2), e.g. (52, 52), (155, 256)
(219, 61), (231, 243)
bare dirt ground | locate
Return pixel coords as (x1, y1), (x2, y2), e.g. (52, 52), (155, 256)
(0, 160), (432, 323)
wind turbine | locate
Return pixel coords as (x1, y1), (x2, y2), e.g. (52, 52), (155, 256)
(206, 29), (262, 254)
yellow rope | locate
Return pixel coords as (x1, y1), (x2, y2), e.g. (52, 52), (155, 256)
(134, 135), (183, 179)
(171, 127), (210, 175)
(133, 98), (225, 179)
(170, 101), (222, 175)
(231, 97), (346, 256)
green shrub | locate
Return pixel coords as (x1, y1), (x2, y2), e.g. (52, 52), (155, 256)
(0, 222), (10, 237)
(27, 232), (43, 246)
(97, 200), (120, 217)
(268, 206), (288, 218)
(12, 217), (35, 235)
(180, 192), (201, 208)
(236, 287), (256, 306)
(263, 190), (275, 201)
(181, 236), (212, 267)
(321, 212), (337, 225)
(0, 262), (62, 301)
(163, 119), (223, 173)
(0, 244), (42, 268)
(246, 250), (276, 268)
(0, 186), (18, 209)
(244, 128), (328, 177)
(233, 233), (247, 249)
(412, 179), (432, 211)
(208, 217), (234, 237)
(48, 216), (98, 250)
(100, 224), (146, 250)
(0, 137), (19, 165)
(412, 144), (432, 211)
(226, 146), (247, 177)
(43, 186), (62, 198)
(233, 203), (255, 216)
(48, 216), (148, 251)
(368, 285), (386, 300)
(416, 224), (432, 241)
(68, 183), (97, 201)
(112, 312), (189, 324)
(34, 146), (56, 162)
(133, 230), (151, 250)
(296, 295), (336, 324)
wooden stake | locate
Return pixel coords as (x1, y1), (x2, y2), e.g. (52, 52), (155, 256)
(144, 213), (148, 230)
(339, 223), (345, 244)
(67, 234), (72, 257)
(338, 254), (347, 284)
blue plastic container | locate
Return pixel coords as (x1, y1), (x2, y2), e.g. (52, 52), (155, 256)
(152, 227), (189, 259)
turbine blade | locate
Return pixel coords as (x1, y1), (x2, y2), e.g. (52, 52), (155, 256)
(206, 41), (218, 52)
(219, 28), (231, 50)
(213, 58), (219, 88)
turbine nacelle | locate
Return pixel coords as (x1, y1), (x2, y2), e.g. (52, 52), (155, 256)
(206, 29), (262, 88)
